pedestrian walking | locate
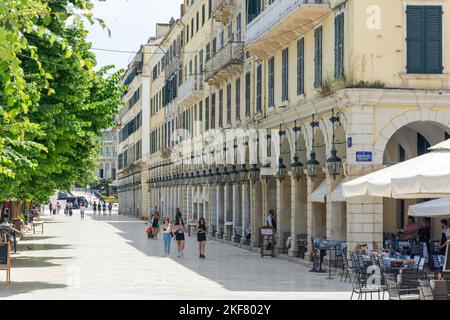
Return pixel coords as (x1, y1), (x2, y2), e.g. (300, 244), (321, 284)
(196, 217), (207, 259)
(64, 203), (69, 216)
(108, 202), (113, 216)
(68, 202), (73, 216)
(161, 217), (173, 257)
(266, 210), (277, 230)
(102, 202), (107, 215)
(49, 202), (53, 216)
(151, 211), (160, 239)
(93, 201), (97, 215)
(80, 203), (86, 220)
(173, 217), (186, 258)
(56, 202), (61, 215)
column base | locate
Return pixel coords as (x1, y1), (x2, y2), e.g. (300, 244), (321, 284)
(288, 248), (298, 257)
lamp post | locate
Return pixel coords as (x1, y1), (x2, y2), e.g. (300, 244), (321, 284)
(276, 127), (287, 181)
(327, 109), (342, 180)
(307, 115), (320, 178)
(291, 122), (304, 180)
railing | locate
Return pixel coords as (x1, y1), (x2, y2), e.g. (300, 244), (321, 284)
(165, 55), (180, 79)
(204, 41), (244, 81)
(178, 76), (203, 100)
(247, 0), (329, 45)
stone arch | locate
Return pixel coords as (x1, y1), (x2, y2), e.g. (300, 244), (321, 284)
(374, 110), (450, 164)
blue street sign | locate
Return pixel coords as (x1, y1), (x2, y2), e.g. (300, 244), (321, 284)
(356, 151), (372, 162)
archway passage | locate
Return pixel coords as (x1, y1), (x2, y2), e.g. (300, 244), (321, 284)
(382, 121), (450, 241)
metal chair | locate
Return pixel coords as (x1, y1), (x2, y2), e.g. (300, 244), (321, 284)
(385, 273), (420, 300)
(419, 279), (434, 300)
(348, 268), (381, 300)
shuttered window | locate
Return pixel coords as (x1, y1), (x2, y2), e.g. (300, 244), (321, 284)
(226, 83), (232, 125)
(245, 72), (251, 117)
(407, 6), (443, 74)
(235, 77), (241, 121)
(256, 64), (262, 113)
(268, 57), (275, 107)
(205, 97), (210, 131)
(211, 93), (216, 129)
(314, 26), (323, 88)
(219, 89), (223, 127)
(281, 48), (289, 101)
(334, 13), (344, 80)
(297, 38), (304, 95)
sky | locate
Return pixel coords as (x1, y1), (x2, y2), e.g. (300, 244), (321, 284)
(86, 0), (181, 72)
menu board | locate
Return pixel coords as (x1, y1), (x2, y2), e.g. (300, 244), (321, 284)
(444, 240), (450, 272)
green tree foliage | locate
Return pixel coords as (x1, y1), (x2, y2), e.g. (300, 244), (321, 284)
(0, 0), (125, 203)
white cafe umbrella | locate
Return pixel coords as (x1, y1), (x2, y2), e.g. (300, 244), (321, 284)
(408, 198), (450, 217)
(342, 139), (450, 199)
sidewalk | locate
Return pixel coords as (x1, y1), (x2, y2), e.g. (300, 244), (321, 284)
(1, 211), (351, 300)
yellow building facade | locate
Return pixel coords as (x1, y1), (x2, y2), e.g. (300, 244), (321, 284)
(119, 0), (450, 258)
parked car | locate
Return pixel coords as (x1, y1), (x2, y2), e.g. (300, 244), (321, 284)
(65, 196), (88, 209)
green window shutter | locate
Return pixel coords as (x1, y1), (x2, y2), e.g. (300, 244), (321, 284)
(314, 26), (323, 88)
(335, 13), (344, 80)
(406, 6), (425, 73)
(424, 6), (443, 74)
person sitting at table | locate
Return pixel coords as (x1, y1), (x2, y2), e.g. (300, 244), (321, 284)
(403, 216), (418, 241)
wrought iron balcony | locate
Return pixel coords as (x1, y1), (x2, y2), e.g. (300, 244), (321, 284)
(211, 0), (235, 24)
(178, 75), (204, 107)
(247, 0), (330, 57)
(165, 54), (181, 80)
(204, 41), (244, 85)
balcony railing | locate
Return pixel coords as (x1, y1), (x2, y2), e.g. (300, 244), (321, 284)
(165, 55), (180, 79)
(178, 75), (204, 107)
(204, 41), (244, 85)
(247, 0), (330, 49)
(211, 0), (235, 24)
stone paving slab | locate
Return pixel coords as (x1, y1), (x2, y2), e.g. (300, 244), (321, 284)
(0, 211), (351, 300)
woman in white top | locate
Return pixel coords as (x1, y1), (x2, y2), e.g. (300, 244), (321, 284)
(160, 217), (173, 257)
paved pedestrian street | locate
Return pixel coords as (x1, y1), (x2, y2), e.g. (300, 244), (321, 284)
(2, 212), (351, 300)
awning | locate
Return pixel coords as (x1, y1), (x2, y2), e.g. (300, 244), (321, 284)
(330, 182), (346, 202)
(311, 180), (346, 203)
(311, 180), (327, 203)
(342, 139), (450, 199)
(408, 198), (450, 217)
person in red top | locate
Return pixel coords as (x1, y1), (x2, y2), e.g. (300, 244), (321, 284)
(403, 216), (418, 241)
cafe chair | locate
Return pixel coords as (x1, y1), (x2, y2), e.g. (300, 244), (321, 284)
(348, 268), (381, 300)
(0, 241), (11, 285)
(385, 273), (420, 300)
(419, 279), (434, 300)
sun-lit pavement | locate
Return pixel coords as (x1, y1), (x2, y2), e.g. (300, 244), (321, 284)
(1, 211), (351, 300)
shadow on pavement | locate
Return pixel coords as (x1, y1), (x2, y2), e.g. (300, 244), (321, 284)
(0, 282), (67, 297)
(20, 236), (58, 241)
(105, 214), (350, 293)
(17, 244), (73, 252)
(12, 256), (73, 268)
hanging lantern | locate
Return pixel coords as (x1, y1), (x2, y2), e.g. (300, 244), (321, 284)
(307, 151), (320, 178)
(201, 169), (208, 184)
(250, 164), (260, 184)
(327, 149), (342, 180)
(231, 165), (240, 183)
(222, 166), (230, 184)
(208, 168), (215, 185)
(276, 158), (287, 181)
(240, 164), (249, 182)
(215, 167), (222, 185)
(291, 156), (304, 181)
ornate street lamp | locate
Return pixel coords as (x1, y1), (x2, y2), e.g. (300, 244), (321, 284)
(291, 123), (304, 180)
(327, 109), (342, 180)
(215, 167), (222, 185)
(240, 164), (249, 182)
(261, 163), (273, 184)
(307, 115), (320, 178)
(276, 127), (287, 181)
(195, 170), (201, 185)
(250, 163), (260, 184)
(201, 169), (208, 184)
(208, 168), (215, 185)
(222, 166), (230, 184)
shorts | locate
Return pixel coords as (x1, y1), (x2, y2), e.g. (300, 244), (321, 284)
(176, 232), (185, 241)
(197, 233), (206, 242)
